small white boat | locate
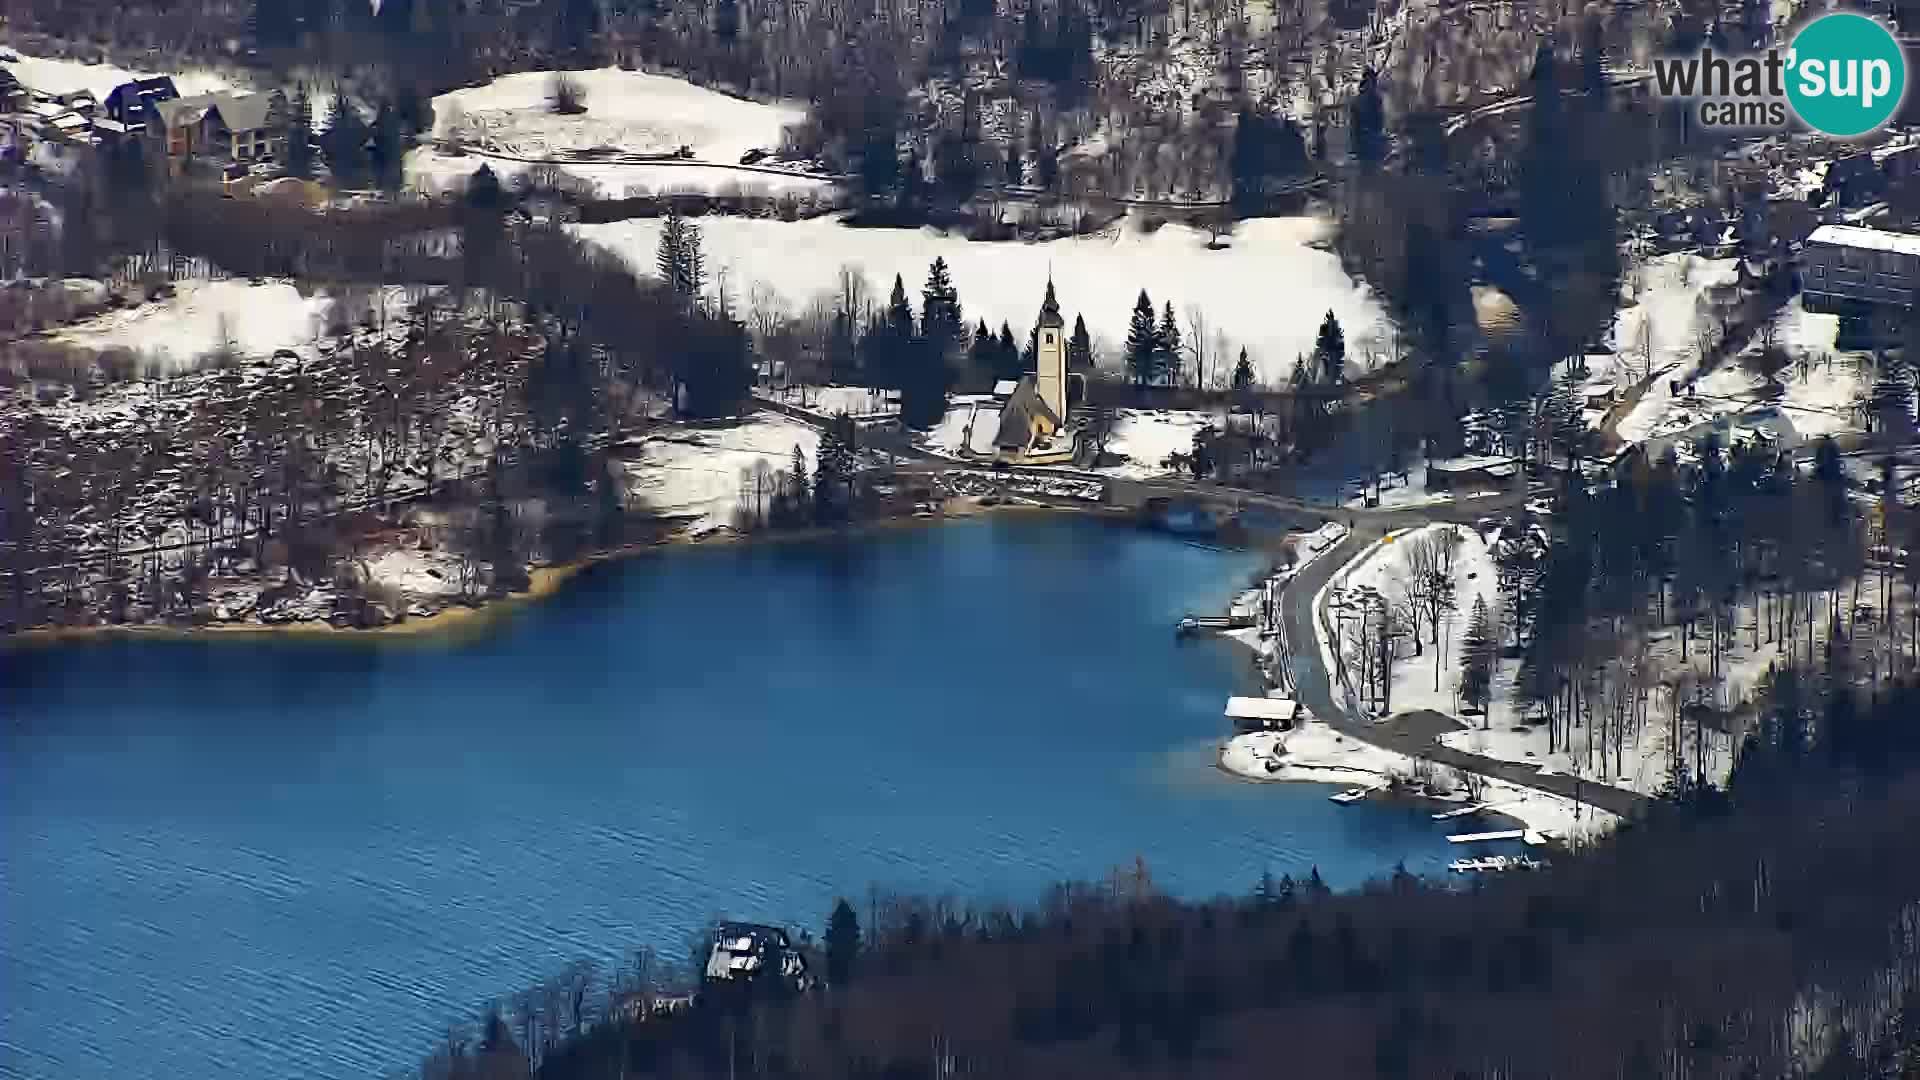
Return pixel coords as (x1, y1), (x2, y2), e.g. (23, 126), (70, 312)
(1447, 858), (1485, 873)
(1329, 787), (1371, 804)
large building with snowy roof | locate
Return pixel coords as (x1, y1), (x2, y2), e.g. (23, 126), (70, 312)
(1801, 224), (1920, 312)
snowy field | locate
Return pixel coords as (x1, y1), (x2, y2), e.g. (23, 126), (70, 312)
(1220, 721), (1408, 785)
(1, 51), (236, 102)
(1615, 295), (1860, 446)
(428, 68), (805, 162)
(50, 280), (337, 373)
(1103, 409), (1217, 477)
(576, 214), (1390, 386)
(923, 399), (1004, 458)
(1608, 253), (1742, 383)
(617, 415), (820, 531)
(405, 68), (833, 199)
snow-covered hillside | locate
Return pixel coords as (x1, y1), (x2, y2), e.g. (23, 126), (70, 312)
(402, 68), (838, 199)
(576, 214), (1388, 386)
(617, 416), (821, 532)
(427, 68), (806, 162)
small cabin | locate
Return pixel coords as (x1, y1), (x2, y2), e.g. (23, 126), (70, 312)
(1225, 696), (1306, 732)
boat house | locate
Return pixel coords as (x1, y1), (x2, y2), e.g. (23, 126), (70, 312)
(1225, 696), (1306, 732)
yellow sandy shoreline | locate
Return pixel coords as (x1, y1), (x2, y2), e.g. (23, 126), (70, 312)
(8, 500), (1108, 648)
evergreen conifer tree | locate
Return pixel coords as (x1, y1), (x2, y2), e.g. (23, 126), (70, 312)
(1314, 309), (1346, 384)
(1067, 314), (1094, 370)
(320, 90), (371, 187)
(1460, 595), (1495, 721)
(1158, 301), (1183, 386)
(656, 211), (706, 300)
(1233, 348), (1256, 390)
(285, 88), (315, 179)
(825, 898), (861, 986)
(1126, 290), (1159, 386)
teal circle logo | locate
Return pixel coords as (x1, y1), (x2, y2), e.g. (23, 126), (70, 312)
(1786, 13), (1907, 137)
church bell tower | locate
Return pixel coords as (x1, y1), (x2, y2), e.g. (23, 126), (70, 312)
(1035, 278), (1067, 425)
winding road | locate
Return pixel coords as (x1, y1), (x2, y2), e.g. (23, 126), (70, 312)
(1275, 527), (1654, 819)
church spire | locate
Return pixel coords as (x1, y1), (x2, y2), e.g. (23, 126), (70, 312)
(1038, 275), (1064, 327)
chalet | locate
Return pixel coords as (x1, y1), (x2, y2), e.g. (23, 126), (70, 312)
(1800, 224), (1920, 312)
(1426, 455), (1519, 492)
(103, 76), (179, 133)
(155, 91), (285, 169)
(701, 922), (811, 993)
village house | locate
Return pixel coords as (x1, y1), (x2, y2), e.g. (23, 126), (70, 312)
(103, 76), (179, 133)
(154, 91), (286, 171)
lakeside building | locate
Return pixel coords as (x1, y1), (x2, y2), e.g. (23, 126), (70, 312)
(1800, 224), (1920, 312)
(993, 280), (1084, 465)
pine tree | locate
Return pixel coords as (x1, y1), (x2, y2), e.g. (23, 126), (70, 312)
(285, 88), (315, 179)
(1233, 348), (1255, 390)
(253, 0), (299, 48)
(1349, 68), (1385, 165)
(370, 101), (405, 192)
(1157, 301), (1183, 386)
(1459, 595), (1495, 721)
(320, 90), (370, 187)
(920, 256), (964, 360)
(825, 898), (861, 986)
(1126, 290), (1159, 386)
(656, 211), (706, 300)
(1067, 314), (1094, 370)
(1314, 309), (1346, 384)
(813, 414), (857, 522)
(996, 322), (1022, 382)
(969, 318), (997, 381)
(788, 443), (811, 524)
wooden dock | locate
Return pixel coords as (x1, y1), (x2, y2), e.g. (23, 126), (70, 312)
(1446, 829), (1527, 844)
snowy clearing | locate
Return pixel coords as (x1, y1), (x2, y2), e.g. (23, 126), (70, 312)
(575, 214), (1391, 386)
(762, 385), (898, 417)
(426, 68), (807, 163)
(1, 51), (237, 102)
(49, 280), (336, 373)
(1608, 253), (1742, 383)
(1102, 409), (1218, 477)
(1220, 722), (1408, 785)
(922, 399), (1004, 458)
(617, 414), (820, 531)
(1616, 296), (1862, 447)
(360, 547), (467, 599)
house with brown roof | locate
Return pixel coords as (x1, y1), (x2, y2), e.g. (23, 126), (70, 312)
(154, 91), (286, 170)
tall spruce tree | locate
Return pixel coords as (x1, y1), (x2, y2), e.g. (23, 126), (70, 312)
(1067, 314), (1094, 370)
(285, 88), (315, 179)
(656, 211), (706, 300)
(1158, 301), (1183, 386)
(825, 898), (861, 986)
(1459, 595), (1495, 721)
(1233, 348), (1255, 390)
(813, 413), (858, 521)
(1314, 309), (1346, 384)
(1126, 290), (1160, 386)
(996, 322), (1022, 382)
(920, 256), (964, 360)
(1349, 68), (1385, 166)
(320, 90), (371, 187)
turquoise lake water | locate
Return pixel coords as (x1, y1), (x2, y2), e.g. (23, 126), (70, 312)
(3, 515), (1481, 1079)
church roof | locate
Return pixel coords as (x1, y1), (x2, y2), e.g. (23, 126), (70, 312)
(994, 376), (1061, 449)
(1038, 278), (1064, 328)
